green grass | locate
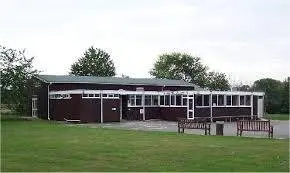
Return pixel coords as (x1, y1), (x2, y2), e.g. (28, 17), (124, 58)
(1, 119), (289, 172)
(265, 114), (290, 120)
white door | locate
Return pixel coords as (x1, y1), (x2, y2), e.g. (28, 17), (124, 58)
(187, 96), (194, 119)
(32, 98), (38, 117)
(257, 97), (264, 118)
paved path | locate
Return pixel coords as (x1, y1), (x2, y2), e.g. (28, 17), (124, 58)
(71, 120), (289, 139)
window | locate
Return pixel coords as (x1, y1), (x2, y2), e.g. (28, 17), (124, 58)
(170, 95), (175, 105)
(102, 94), (107, 97)
(89, 94), (94, 97)
(226, 95), (232, 106)
(246, 95), (251, 106)
(232, 95), (238, 106)
(160, 95), (165, 105)
(50, 94), (71, 99)
(165, 95), (170, 106)
(189, 99), (193, 110)
(204, 95), (209, 106)
(240, 95), (245, 105)
(182, 95), (187, 106)
(152, 95), (159, 105)
(176, 95), (182, 106)
(95, 94), (100, 98)
(212, 95), (217, 106)
(108, 94), (114, 98)
(188, 111), (193, 119)
(196, 95), (210, 107)
(196, 95), (202, 106)
(114, 94), (119, 98)
(145, 95), (151, 106)
(218, 95), (224, 106)
(83, 94), (88, 98)
(136, 95), (142, 106)
(129, 95), (135, 106)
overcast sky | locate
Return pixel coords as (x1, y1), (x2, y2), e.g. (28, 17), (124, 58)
(1, 0), (289, 85)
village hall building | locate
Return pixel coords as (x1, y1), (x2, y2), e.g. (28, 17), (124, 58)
(30, 75), (265, 123)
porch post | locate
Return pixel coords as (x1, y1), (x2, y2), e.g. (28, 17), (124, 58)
(100, 91), (103, 123)
(120, 95), (122, 120)
(210, 92), (213, 122)
(142, 93), (145, 121)
(251, 94), (253, 119)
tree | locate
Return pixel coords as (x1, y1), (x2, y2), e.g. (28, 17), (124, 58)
(252, 78), (283, 114)
(149, 52), (208, 88)
(0, 45), (38, 115)
(280, 78), (289, 114)
(70, 46), (115, 76)
(206, 71), (230, 91)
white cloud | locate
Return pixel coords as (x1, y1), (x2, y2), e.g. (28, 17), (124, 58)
(0, 0), (289, 84)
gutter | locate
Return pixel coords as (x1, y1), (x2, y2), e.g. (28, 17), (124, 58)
(47, 82), (52, 120)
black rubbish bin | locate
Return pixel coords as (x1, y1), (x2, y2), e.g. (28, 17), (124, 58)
(216, 121), (224, 136)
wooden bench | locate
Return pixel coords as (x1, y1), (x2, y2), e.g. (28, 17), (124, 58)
(177, 118), (211, 135)
(64, 118), (81, 124)
(237, 120), (273, 138)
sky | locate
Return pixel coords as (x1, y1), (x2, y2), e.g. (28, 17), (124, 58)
(1, 0), (289, 85)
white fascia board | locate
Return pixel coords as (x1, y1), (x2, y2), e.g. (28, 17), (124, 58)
(49, 89), (84, 95)
(49, 89), (265, 96)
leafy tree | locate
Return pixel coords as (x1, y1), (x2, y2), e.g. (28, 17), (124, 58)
(206, 71), (230, 91)
(252, 78), (283, 114)
(280, 78), (289, 113)
(0, 45), (38, 115)
(149, 52), (208, 88)
(70, 46), (115, 76)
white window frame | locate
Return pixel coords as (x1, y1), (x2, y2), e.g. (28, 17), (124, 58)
(50, 94), (71, 99)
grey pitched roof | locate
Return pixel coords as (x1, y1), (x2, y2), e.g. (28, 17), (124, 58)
(36, 75), (196, 87)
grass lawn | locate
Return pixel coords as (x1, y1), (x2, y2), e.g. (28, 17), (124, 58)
(265, 114), (289, 120)
(1, 119), (289, 172)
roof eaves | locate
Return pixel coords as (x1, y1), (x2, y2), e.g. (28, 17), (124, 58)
(34, 75), (49, 83)
(45, 81), (194, 87)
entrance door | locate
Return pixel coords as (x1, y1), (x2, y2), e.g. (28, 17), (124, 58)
(121, 95), (128, 120)
(187, 96), (194, 119)
(32, 98), (38, 117)
(257, 96), (264, 118)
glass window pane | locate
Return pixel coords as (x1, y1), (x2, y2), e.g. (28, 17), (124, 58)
(170, 95), (175, 105)
(246, 95), (251, 105)
(240, 96), (245, 105)
(89, 94), (94, 97)
(188, 111), (193, 118)
(136, 95), (142, 106)
(152, 95), (159, 105)
(129, 95), (135, 106)
(212, 95), (217, 106)
(218, 95), (224, 106)
(145, 95), (151, 106)
(232, 95), (238, 106)
(165, 95), (170, 106)
(176, 95), (182, 105)
(196, 95), (202, 106)
(182, 98), (187, 106)
(102, 94), (107, 97)
(204, 95), (209, 106)
(95, 94), (100, 98)
(189, 99), (193, 110)
(226, 95), (231, 106)
(160, 96), (165, 105)
(114, 94), (119, 98)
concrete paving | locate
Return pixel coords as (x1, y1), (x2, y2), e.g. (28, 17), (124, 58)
(71, 119), (289, 139)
